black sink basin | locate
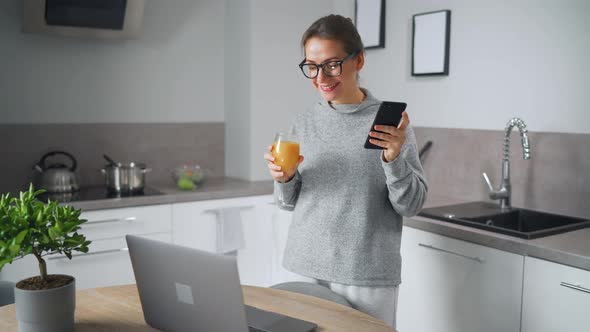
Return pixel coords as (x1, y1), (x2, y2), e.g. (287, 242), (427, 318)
(418, 201), (590, 239)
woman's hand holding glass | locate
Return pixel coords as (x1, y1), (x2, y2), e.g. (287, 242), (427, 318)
(264, 133), (304, 183)
(368, 111), (410, 162)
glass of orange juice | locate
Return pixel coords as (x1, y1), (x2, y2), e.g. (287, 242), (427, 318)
(272, 133), (300, 174)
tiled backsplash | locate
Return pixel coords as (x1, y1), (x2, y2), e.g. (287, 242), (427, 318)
(2, 123), (588, 219)
(0, 123), (225, 195)
(414, 127), (590, 219)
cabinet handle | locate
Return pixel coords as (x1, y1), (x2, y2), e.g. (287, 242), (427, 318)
(85, 216), (137, 225)
(47, 247), (129, 261)
(560, 282), (590, 294)
(418, 243), (485, 263)
(203, 206), (254, 214)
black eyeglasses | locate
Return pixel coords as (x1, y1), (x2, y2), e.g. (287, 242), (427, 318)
(298, 51), (359, 79)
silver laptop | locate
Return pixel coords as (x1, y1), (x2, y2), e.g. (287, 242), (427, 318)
(126, 235), (317, 332)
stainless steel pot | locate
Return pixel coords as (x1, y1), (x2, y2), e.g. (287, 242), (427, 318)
(101, 162), (151, 193)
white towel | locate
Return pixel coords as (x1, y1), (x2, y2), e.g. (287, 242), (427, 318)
(215, 207), (245, 255)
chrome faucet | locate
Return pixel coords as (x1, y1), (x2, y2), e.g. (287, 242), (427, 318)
(482, 118), (531, 211)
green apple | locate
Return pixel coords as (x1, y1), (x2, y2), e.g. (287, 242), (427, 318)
(177, 175), (195, 190)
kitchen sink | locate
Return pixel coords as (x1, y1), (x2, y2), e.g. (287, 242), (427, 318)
(418, 201), (590, 239)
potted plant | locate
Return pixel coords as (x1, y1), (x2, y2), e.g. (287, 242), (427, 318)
(0, 185), (90, 332)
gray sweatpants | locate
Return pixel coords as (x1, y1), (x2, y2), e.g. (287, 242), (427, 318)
(292, 274), (399, 328)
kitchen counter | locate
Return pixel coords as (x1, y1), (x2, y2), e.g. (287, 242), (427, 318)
(64, 177), (274, 211)
(63, 180), (590, 273)
(406, 194), (590, 272)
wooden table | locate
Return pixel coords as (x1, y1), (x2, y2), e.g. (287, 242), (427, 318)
(0, 284), (394, 332)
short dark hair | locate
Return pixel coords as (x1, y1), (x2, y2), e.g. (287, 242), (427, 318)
(301, 14), (364, 55)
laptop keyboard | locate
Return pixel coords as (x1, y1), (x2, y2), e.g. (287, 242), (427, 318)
(248, 326), (267, 332)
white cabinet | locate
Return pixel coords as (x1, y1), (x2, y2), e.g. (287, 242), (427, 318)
(80, 204), (172, 241)
(521, 257), (590, 332)
(397, 226), (524, 332)
(172, 199), (222, 253)
(237, 196), (274, 287)
(171, 195), (275, 287)
(48, 233), (170, 290)
(0, 204), (172, 290)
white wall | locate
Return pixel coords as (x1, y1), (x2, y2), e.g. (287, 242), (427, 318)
(225, 0), (589, 137)
(1, 1), (587, 180)
(360, 0), (590, 134)
(0, 0), (225, 123)
(223, 0), (339, 180)
(247, 0), (338, 180)
(224, 0), (251, 179)
(239, 0), (590, 181)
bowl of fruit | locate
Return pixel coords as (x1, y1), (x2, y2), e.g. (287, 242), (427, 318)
(172, 165), (206, 190)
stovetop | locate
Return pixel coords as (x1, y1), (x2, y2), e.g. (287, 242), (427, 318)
(38, 186), (164, 203)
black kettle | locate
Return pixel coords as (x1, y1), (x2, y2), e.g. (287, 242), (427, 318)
(34, 151), (80, 193)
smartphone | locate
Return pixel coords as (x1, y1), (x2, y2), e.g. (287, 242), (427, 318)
(363, 101), (407, 149)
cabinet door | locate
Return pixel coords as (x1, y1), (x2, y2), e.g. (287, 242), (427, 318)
(397, 226), (524, 332)
(171, 199), (222, 253)
(0, 233), (170, 290)
(49, 233), (171, 290)
(80, 204), (172, 241)
(236, 195), (274, 287)
(171, 195), (274, 287)
(522, 257), (590, 332)
(0, 205), (172, 289)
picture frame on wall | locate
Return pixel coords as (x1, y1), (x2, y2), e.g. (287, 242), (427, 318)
(412, 9), (451, 76)
(355, 0), (385, 49)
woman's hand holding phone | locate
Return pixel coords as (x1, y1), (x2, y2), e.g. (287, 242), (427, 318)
(368, 111), (410, 162)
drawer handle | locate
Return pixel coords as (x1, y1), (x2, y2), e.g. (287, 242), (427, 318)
(560, 282), (590, 294)
(203, 206), (254, 214)
(48, 247), (129, 260)
(86, 216), (137, 225)
(418, 243), (485, 263)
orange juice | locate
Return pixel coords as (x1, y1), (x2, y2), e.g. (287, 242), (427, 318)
(272, 140), (300, 172)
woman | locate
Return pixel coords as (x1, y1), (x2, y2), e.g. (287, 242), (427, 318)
(264, 14), (427, 328)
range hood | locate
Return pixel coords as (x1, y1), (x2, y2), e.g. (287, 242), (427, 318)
(23, 0), (145, 40)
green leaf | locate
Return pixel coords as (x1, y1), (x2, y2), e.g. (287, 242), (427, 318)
(64, 238), (80, 248)
(48, 227), (59, 240)
(0, 184), (91, 273)
(41, 234), (50, 244)
(15, 230), (27, 245)
(56, 218), (64, 232)
(33, 189), (46, 196)
(9, 244), (20, 256)
(64, 222), (79, 233)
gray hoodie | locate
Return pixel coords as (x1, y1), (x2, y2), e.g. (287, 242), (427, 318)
(274, 89), (428, 287)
